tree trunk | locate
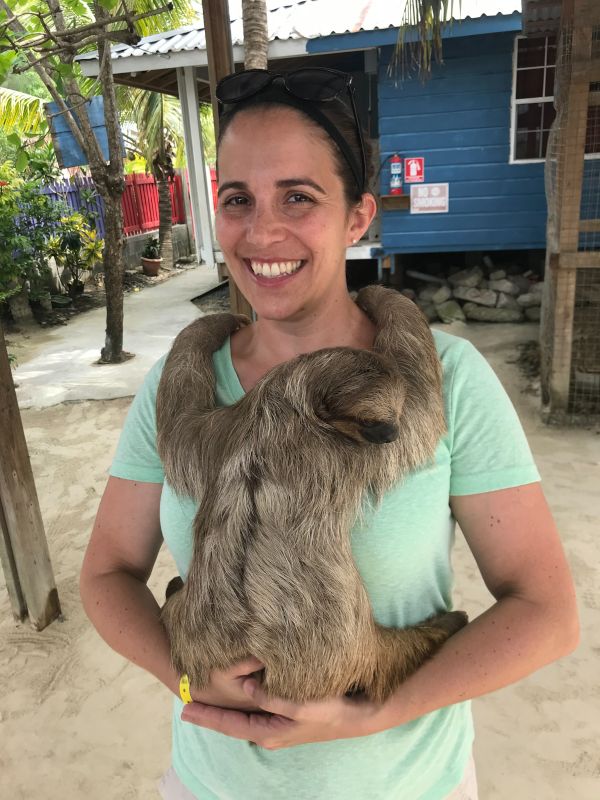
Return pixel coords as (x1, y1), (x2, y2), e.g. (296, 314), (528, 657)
(242, 0), (269, 70)
(99, 191), (125, 362)
(157, 177), (174, 269)
(94, 0), (127, 363)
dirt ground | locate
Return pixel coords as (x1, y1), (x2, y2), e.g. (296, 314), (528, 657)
(0, 320), (598, 799)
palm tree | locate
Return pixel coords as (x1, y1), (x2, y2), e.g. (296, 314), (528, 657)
(242, 0), (268, 70)
(0, 88), (45, 134)
(391, 0), (459, 79)
(122, 89), (181, 268)
(118, 88), (215, 269)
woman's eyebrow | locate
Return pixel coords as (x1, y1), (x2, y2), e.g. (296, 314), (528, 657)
(217, 180), (246, 197)
(217, 178), (326, 197)
(277, 178), (326, 194)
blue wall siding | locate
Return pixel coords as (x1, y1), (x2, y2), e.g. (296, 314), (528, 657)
(379, 33), (548, 253)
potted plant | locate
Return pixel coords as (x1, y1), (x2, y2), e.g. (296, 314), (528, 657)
(47, 212), (103, 297)
(141, 236), (162, 276)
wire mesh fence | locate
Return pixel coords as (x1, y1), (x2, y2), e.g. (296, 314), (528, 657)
(571, 267), (600, 415)
(541, 19), (600, 422)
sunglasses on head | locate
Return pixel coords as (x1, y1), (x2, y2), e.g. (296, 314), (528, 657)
(216, 67), (367, 194)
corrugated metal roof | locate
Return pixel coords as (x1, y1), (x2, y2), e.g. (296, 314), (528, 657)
(78, 0), (522, 62)
(521, 0), (561, 36)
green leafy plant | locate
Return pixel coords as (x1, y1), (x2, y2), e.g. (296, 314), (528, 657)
(141, 236), (160, 260)
(0, 176), (66, 304)
(47, 211), (104, 292)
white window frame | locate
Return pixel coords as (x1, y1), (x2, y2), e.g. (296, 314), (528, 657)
(509, 34), (556, 164)
(510, 34), (600, 163)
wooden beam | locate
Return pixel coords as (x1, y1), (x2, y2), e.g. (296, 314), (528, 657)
(0, 324), (61, 630)
(201, 0), (252, 318)
(559, 251), (600, 268)
(578, 219), (600, 232)
(556, 26), (592, 252)
(549, 260), (577, 410)
(202, 0), (234, 139)
(0, 497), (27, 622)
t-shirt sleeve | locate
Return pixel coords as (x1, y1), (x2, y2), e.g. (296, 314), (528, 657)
(447, 340), (540, 495)
(109, 356), (166, 484)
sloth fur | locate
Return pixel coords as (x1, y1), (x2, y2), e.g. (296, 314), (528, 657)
(156, 285), (467, 703)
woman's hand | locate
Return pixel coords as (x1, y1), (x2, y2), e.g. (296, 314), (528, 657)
(191, 658), (265, 712)
(182, 678), (385, 749)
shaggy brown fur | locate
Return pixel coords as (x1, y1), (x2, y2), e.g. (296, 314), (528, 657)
(156, 286), (467, 703)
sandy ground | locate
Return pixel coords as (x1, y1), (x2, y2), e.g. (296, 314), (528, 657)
(0, 320), (599, 799)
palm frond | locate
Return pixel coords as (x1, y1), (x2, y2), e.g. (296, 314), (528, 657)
(119, 0), (198, 38)
(390, 0), (459, 81)
(0, 87), (45, 134)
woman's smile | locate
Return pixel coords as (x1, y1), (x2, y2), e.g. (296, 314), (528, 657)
(244, 258), (306, 280)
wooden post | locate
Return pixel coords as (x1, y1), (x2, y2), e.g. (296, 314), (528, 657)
(202, 0), (253, 318)
(0, 324), (61, 630)
(548, 10), (593, 412)
(0, 495), (27, 622)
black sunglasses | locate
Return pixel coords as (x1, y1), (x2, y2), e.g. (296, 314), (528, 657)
(216, 68), (367, 194)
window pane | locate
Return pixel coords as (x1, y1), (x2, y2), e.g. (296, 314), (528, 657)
(545, 67), (555, 97)
(517, 68), (545, 99)
(516, 129), (542, 159)
(541, 129), (551, 158)
(517, 102), (543, 130)
(586, 104), (600, 154)
(546, 41), (557, 66)
(542, 101), (557, 129)
(517, 38), (546, 68)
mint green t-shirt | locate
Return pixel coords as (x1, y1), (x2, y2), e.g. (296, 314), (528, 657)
(110, 329), (540, 800)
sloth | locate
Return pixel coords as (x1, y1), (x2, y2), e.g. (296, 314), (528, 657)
(156, 285), (467, 704)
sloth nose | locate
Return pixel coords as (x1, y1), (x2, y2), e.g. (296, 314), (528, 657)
(359, 421), (399, 444)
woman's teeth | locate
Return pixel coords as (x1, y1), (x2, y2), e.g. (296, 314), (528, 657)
(249, 260), (303, 277)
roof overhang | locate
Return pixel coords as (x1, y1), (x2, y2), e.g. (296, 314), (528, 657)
(76, 1), (525, 97)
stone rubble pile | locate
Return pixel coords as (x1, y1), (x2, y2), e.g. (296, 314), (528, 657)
(412, 265), (544, 324)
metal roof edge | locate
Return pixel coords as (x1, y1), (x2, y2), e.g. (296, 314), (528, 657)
(307, 12), (523, 54)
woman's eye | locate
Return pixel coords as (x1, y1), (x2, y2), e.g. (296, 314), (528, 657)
(287, 193), (313, 205)
(222, 195), (249, 207)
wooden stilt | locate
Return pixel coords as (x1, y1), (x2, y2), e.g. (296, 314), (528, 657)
(202, 0), (253, 318)
(0, 324), (61, 630)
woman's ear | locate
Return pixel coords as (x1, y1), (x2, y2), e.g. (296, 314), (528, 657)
(347, 193), (378, 245)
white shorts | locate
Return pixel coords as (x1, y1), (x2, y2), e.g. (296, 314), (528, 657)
(158, 755), (478, 799)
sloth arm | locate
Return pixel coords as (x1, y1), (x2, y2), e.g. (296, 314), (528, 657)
(375, 482), (579, 730)
(179, 482), (580, 749)
(80, 476), (261, 710)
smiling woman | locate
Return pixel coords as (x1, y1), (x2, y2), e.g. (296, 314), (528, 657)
(79, 67), (579, 800)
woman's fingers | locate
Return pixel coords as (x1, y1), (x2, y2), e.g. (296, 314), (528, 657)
(181, 701), (293, 745)
(243, 679), (303, 719)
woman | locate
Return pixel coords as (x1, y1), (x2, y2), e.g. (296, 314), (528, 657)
(80, 68), (579, 800)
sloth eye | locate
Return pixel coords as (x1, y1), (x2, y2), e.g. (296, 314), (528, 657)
(358, 421), (399, 444)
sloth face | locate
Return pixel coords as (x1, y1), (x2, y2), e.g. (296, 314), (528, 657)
(311, 350), (407, 446)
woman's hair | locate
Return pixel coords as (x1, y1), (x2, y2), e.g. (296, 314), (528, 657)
(217, 97), (374, 207)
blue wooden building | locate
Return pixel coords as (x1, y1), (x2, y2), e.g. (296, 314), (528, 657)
(308, 9), (552, 256)
(80, 1), (585, 266)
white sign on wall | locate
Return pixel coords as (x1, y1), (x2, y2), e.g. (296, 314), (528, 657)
(404, 157), (425, 183)
(410, 183), (449, 214)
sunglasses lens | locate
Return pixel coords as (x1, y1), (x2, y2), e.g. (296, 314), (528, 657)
(216, 70), (272, 103)
(286, 69), (348, 101)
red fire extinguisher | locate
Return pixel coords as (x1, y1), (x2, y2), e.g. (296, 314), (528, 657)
(389, 154), (403, 195)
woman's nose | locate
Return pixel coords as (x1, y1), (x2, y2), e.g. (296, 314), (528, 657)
(245, 206), (286, 247)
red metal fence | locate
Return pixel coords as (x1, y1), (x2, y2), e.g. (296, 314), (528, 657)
(122, 173), (186, 236)
(43, 173), (187, 239)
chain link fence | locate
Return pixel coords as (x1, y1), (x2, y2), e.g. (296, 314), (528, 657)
(541, 22), (600, 421)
